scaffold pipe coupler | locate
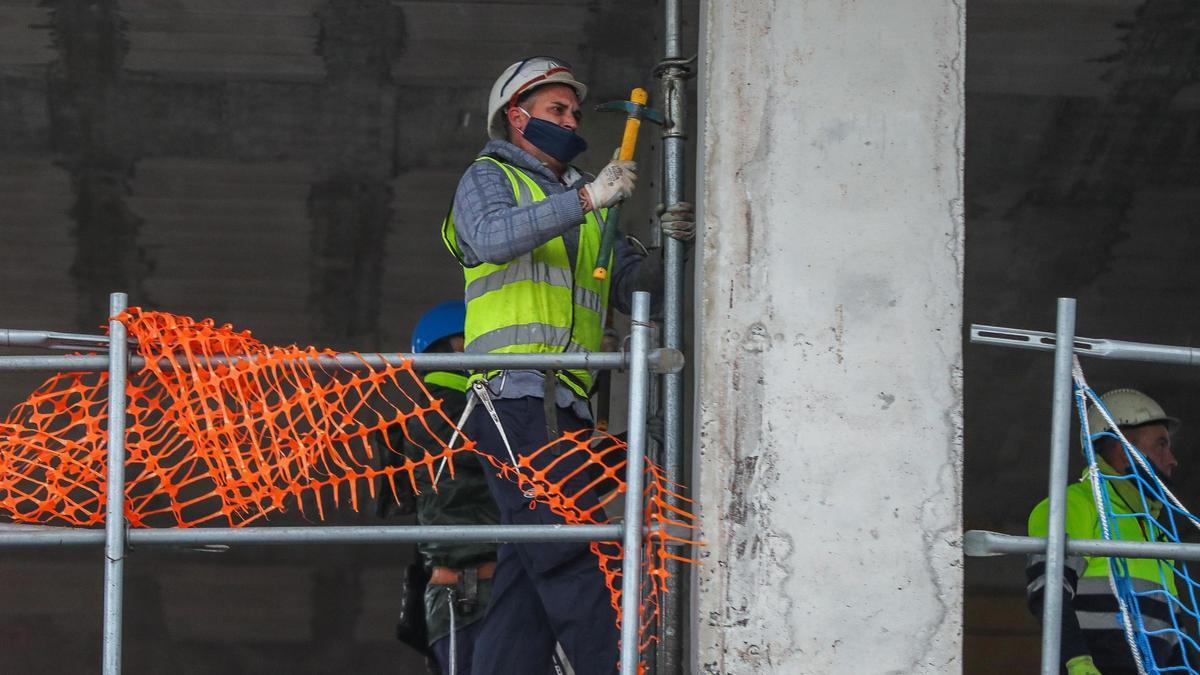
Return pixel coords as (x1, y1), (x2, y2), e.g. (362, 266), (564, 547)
(647, 347), (685, 374)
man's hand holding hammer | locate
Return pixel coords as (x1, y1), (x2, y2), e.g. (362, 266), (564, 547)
(582, 153), (638, 211)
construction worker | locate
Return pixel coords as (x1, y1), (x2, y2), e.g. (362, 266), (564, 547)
(378, 301), (499, 675)
(1026, 388), (1183, 675)
(441, 56), (694, 674)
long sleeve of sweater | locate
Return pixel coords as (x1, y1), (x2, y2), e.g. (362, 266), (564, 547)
(452, 158), (585, 266)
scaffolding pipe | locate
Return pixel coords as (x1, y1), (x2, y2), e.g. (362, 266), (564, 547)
(0, 328), (118, 351)
(657, 0), (690, 670)
(970, 304), (1200, 670)
(1, 292), (675, 672)
(619, 292), (653, 675)
(965, 530), (1200, 562)
(102, 293), (129, 675)
(0, 350), (687, 374)
(970, 324), (1200, 366)
(1038, 298), (1076, 675)
(0, 523), (627, 547)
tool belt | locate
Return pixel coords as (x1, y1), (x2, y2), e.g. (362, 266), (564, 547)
(428, 562), (496, 586)
(429, 562), (495, 615)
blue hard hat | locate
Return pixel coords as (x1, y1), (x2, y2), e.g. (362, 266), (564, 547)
(411, 301), (466, 353)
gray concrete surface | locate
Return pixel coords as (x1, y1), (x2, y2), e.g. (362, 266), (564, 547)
(694, 0), (963, 672)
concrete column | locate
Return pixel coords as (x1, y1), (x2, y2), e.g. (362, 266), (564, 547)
(693, 1), (964, 673)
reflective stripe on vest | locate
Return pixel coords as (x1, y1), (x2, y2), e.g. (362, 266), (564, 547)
(1072, 576), (1179, 646)
(441, 156), (611, 399)
(1072, 480), (1180, 642)
(463, 256), (604, 314)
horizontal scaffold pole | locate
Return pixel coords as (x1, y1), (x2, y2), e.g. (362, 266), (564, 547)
(0, 523), (624, 547)
(965, 529), (1200, 562)
(970, 324), (1200, 366)
(0, 523), (693, 548)
(0, 349), (685, 374)
(0, 328), (118, 351)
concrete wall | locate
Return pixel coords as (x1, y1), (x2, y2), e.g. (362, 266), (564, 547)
(693, 1), (964, 673)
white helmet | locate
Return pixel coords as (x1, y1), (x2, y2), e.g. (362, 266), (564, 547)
(1087, 388), (1181, 436)
(487, 56), (587, 140)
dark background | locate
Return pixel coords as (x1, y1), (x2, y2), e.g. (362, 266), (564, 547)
(964, 0), (1200, 671)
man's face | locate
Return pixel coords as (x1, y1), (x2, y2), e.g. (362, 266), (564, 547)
(507, 83), (583, 135)
(1127, 423), (1177, 477)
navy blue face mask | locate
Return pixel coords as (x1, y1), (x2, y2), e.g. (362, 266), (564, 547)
(517, 109), (588, 164)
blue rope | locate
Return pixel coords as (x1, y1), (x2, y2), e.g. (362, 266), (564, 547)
(1076, 380), (1197, 674)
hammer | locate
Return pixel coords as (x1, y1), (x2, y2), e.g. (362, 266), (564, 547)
(592, 87), (665, 280)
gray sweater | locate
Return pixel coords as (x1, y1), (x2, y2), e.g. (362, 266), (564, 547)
(451, 139), (662, 416)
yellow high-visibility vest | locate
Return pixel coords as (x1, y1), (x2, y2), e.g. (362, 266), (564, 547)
(442, 156), (611, 399)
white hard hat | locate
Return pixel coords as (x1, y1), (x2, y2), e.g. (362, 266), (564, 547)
(1087, 388), (1181, 436)
(487, 56), (587, 140)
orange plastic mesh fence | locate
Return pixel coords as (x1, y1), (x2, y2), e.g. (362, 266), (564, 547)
(0, 308), (695, 653)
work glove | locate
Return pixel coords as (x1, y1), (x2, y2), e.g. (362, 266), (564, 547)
(1065, 655), (1102, 675)
(658, 201), (695, 242)
(583, 150), (637, 210)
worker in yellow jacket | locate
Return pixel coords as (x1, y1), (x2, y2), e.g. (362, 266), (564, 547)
(442, 56), (693, 674)
(1027, 388), (1183, 675)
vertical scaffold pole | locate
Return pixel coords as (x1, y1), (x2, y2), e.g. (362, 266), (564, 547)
(620, 291), (653, 675)
(659, 0), (688, 670)
(102, 292), (129, 675)
(1040, 298), (1076, 674)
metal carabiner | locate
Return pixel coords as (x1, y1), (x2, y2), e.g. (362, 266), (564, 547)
(471, 380), (535, 499)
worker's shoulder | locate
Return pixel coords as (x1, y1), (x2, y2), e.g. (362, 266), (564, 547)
(458, 152), (511, 181)
(1027, 480), (1099, 534)
(1029, 481), (1096, 514)
(451, 157), (515, 214)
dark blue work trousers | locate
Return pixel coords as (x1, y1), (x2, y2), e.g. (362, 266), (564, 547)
(467, 396), (619, 675)
(431, 617), (485, 675)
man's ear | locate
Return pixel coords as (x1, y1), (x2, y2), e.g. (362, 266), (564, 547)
(507, 106), (527, 133)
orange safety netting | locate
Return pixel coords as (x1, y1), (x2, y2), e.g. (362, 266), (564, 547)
(0, 308), (694, 654)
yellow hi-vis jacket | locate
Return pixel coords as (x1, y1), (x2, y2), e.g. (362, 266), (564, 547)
(1026, 458), (1180, 667)
(441, 156), (612, 400)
